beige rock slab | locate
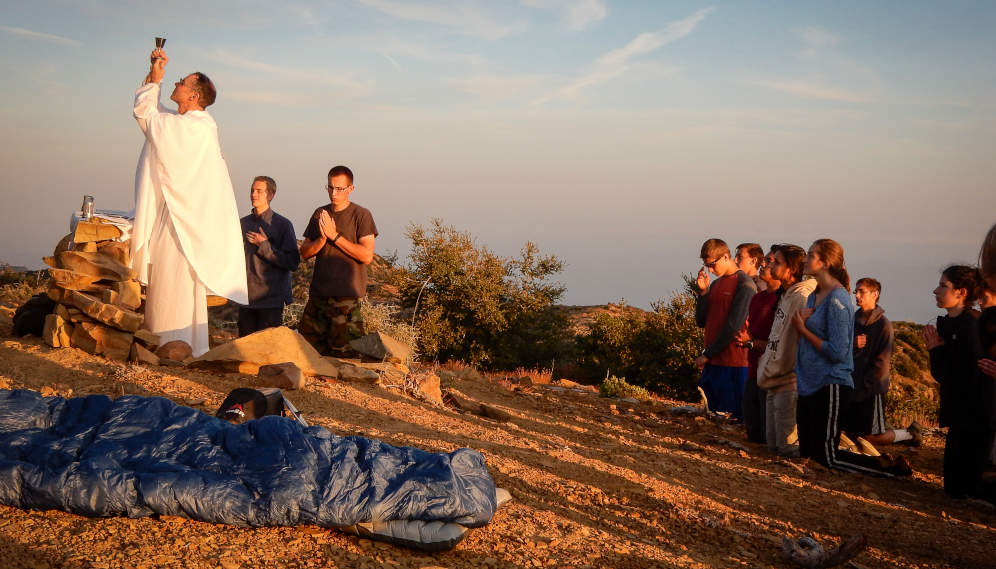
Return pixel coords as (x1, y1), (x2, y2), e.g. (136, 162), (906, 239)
(74, 221), (123, 243)
(348, 331), (412, 363)
(71, 290), (143, 333)
(59, 250), (137, 281)
(133, 329), (161, 352)
(338, 364), (380, 383)
(71, 322), (133, 362)
(96, 240), (130, 266)
(48, 268), (109, 293)
(130, 343), (161, 365)
(258, 362), (305, 390)
(101, 289), (119, 305)
(79, 242), (98, 253)
(43, 313), (73, 348)
(415, 374), (443, 404)
(110, 280), (142, 311)
(189, 326), (340, 378)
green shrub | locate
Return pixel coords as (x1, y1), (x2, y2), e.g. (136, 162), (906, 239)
(575, 275), (703, 401)
(599, 375), (651, 401)
(391, 219), (571, 369)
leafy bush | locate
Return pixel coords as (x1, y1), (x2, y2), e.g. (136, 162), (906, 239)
(599, 375), (651, 401)
(575, 276), (703, 401)
(0, 263), (48, 303)
(391, 219), (572, 369)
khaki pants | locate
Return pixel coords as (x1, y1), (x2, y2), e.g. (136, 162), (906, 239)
(766, 390), (799, 457)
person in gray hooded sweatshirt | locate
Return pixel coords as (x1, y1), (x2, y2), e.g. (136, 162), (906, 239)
(843, 278), (923, 448)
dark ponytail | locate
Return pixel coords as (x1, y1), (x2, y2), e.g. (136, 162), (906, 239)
(941, 264), (982, 308)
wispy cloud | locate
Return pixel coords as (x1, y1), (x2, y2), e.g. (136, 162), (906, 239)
(30, 64), (68, 95)
(0, 25), (81, 46)
(382, 53), (402, 71)
(758, 26), (881, 103)
(757, 81), (868, 103)
(446, 73), (548, 100)
(519, 0), (606, 31)
(532, 7), (714, 104)
(355, 0), (527, 40)
(205, 50), (372, 100)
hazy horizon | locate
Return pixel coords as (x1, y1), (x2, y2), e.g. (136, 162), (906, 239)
(1, 1), (993, 324)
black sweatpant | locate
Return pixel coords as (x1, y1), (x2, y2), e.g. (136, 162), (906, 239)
(797, 384), (892, 476)
(743, 374), (767, 444)
(237, 307), (284, 338)
(944, 423), (996, 503)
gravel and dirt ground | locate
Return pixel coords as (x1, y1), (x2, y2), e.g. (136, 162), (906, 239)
(1, 309), (995, 569)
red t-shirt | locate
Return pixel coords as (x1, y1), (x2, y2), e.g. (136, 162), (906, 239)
(746, 289), (779, 378)
(704, 273), (750, 367)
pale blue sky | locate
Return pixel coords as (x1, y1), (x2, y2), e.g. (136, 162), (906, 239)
(1, 1), (994, 322)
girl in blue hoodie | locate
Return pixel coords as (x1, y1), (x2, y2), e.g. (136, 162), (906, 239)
(792, 239), (911, 476)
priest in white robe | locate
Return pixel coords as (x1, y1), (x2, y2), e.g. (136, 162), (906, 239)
(130, 48), (248, 356)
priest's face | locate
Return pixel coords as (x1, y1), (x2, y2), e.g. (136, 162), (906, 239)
(327, 174), (354, 208)
(170, 75), (199, 106)
(250, 181), (273, 211)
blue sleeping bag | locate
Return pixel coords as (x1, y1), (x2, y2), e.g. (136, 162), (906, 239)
(0, 390), (498, 533)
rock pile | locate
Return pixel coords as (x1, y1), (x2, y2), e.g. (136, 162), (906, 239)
(41, 221), (147, 362)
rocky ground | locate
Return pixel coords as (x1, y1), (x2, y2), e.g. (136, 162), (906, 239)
(1, 309), (996, 569)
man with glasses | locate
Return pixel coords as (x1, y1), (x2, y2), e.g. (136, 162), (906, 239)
(130, 47), (248, 356)
(298, 166), (378, 357)
(694, 238), (757, 421)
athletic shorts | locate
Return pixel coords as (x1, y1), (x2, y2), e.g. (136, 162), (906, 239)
(842, 393), (887, 436)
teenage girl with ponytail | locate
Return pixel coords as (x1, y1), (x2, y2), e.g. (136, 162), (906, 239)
(923, 264), (996, 503)
(792, 239), (912, 476)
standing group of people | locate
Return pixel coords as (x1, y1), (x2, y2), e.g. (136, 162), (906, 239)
(130, 49), (377, 361)
(694, 231), (996, 503)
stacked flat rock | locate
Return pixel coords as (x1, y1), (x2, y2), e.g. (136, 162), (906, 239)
(41, 222), (148, 362)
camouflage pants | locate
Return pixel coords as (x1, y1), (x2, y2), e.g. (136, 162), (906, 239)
(297, 296), (365, 358)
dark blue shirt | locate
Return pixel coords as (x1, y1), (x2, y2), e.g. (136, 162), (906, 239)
(240, 208), (300, 308)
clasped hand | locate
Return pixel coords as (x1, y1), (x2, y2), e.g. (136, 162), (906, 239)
(920, 325), (944, 350)
(791, 308), (813, 333)
(318, 210), (339, 242)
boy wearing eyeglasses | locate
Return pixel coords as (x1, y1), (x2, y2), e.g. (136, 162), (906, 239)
(694, 238), (757, 421)
(298, 166), (378, 357)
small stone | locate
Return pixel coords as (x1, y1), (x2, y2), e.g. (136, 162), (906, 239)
(373, 542), (392, 550)
(40, 386), (55, 397)
(258, 362), (306, 390)
(338, 364), (381, 383)
(156, 340), (193, 361)
(482, 404), (513, 422)
(679, 442), (704, 452)
(517, 376), (534, 388)
(348, 331), (411, 363)
(458, 367), (485, 382)
(130, 343), (161, 365)
(867, 492), (880, 501)
(220, 561), (241, 569)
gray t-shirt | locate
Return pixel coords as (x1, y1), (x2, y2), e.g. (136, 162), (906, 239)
(303, 202), (378, 297)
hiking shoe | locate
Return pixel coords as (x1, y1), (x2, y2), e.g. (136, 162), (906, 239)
(856, 437), (881, 457)
(880, 454), (913, 477)
(906, 421), (924, 447)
